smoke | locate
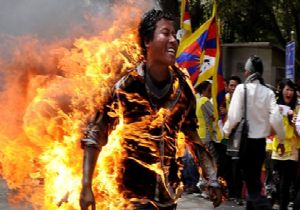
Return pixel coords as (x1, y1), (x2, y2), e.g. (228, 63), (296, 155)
(0, 0), (156, 39)
(0, 0), (103, 39)
(0, 0), (154, 133)
(0, 0), (154, 147)
(0, 1), (154, 207)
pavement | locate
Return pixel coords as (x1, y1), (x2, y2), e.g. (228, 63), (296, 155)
(0, 177), (245, 210)
(177, 193), (244, 210)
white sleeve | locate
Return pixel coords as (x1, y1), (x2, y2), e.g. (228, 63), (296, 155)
(223, 85), (243, 136)
(269, 91), (285, 143)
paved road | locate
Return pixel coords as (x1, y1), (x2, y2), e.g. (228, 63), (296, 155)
(0, 178), (244, 210)
(178, 193), (244, 210)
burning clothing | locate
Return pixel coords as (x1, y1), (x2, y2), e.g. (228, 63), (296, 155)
(81, 63), (218, 208)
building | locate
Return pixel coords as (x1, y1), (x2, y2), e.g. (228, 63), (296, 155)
(222, 42), (299, 86)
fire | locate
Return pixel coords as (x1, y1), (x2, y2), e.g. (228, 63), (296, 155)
(0, 1), (157, 209)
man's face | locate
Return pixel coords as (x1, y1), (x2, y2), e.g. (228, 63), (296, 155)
(204, 84), (212, 99)
(145, 19), (178, 66)
(228, 80), (238, 95)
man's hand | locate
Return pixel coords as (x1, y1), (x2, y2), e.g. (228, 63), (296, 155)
(208, 186), (222, 208)
(80, 186), (96, 210)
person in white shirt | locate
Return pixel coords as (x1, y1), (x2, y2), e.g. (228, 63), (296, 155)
(223, 55), (285, 210)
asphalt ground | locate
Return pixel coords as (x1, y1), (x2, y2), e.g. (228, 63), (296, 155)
(0, 178), (245, 210)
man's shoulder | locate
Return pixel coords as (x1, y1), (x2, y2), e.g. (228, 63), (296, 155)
(172, 65), (196, 97)
(257, 83), (275, 95)
(234, 83), (244, 93)
(114, 68), (144, 91)
(246, 82), (275, 98)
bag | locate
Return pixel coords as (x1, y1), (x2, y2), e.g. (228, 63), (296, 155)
(226, 118), (248, 157)
(226, 83), (248, 157)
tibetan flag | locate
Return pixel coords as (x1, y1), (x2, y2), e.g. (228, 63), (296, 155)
(212, 28), (226, 140)
(176, 3), (217, 86)
(176, 2), (226, 140)
(180, 0), (192, 34)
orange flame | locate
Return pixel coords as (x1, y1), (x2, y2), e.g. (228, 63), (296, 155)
(0, 2), (157, 209)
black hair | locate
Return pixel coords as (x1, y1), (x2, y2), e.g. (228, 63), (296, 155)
(277, 79), (297, 110)
(195, 80), (211, 94)
(249, 55), (263, 75)
(138, 9), (176, 57)
(228, 75), (242, 84)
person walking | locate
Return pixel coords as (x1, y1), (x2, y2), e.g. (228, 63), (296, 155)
(223, 55), (285, 210)
(79, 9), (222, 210)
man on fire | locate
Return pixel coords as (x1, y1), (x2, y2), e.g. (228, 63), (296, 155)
(79, 9), (222, 210)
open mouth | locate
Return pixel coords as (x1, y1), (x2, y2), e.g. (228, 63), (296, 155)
(167, 48), (176, 56)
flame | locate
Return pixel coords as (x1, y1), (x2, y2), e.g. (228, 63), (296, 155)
(0, 1), (159, 209)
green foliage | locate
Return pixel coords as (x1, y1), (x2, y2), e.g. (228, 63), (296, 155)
(201, 0), (299, 54)
(157, 0), (300, 54)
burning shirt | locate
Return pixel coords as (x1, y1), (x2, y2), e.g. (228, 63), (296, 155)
(81, 63), (212, 208)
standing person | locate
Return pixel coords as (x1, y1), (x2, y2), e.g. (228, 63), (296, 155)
(221, 75), (244, 205)
(226, 76), (242, 102)
(195, 80), (216, 144)
(79, 9), (222, 210)
(194, 80), (220, 198)
(220, 75), (242, 120)
(226, 76), (244, 205)
(223, 55), (285, 210)
(272, 79), (299, 210)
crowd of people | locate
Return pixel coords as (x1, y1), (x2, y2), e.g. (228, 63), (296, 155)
(79, 8), (300, 210)
(183, 55), (300, 210)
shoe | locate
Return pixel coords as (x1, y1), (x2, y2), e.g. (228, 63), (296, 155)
(200, 191), (209, 199)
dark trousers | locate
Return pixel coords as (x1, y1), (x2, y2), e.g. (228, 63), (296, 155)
(240, 138), (272, 210)
(182, 149), (199, 187)
(294, 190), (300, 210)
(215, 142), (243, 199)
(273, 159), (298, 210)
(294, 153), (300, 210)
(230, 157), (244, 199)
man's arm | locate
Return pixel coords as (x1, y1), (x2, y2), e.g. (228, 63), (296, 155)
(80, 111), (109, 210)
(185, 129), (218, 185)
(223, 85), (243, 137)
(185, 129), (222, 207)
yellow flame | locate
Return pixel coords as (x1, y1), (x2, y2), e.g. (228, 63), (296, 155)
(0, 2), (149, 209)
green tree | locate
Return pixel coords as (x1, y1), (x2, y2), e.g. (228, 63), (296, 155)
(157, 0), (300, 56)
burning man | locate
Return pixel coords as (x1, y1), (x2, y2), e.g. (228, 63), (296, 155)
(80, 9), (222, 210)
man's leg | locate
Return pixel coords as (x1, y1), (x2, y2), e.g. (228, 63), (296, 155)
(242, 138), (272, 210)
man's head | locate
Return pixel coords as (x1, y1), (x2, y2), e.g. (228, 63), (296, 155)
(138, 9), (178, 66)
(244, 55), (263, 77)
(227, 75), (241, 95)
(196, 80), (212, 99)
